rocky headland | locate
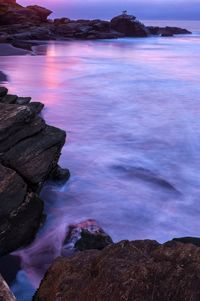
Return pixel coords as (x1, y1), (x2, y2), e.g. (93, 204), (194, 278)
(0, 0), (191, 51)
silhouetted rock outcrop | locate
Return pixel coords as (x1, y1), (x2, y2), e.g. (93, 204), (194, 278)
(0, 1), (191, 48)
(147, 26), (191, 36)
(34, 239), (200, 301)
(111, 14), (149, 37)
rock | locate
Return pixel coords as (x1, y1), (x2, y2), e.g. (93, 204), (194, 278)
(53, 18), (70, 25)
(35, 240), (200, 301)
(0, 191), (43, 256)
(171, 237), (200, 247)
(15, 96), (31, 105)
(0, 94), (18, 104)
(0, 72), (7, 83)
(49, 164), (70, 182)
(62, 219), (113, 255)
(26, 5), (52, 22)
(0, 103), (45, 152)
(0, 164), (27, 216)
(0, 274), (16, 301)
(161, 32), (174, 37)
(0, 163), (43, 256)
(27, 102), (44, 114)
(0, 3), (51, 26)
(3, 125), (66, 186)
(111, 14), (149, 37)
(0, 87), (8, 97)
(147, 26), (191, 36)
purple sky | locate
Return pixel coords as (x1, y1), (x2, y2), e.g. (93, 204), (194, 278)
(19, 0), (200, 20)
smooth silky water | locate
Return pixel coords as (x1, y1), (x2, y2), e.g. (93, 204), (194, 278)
(0, 20), (200, 300)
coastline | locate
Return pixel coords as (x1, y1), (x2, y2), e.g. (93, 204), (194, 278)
(0, 2), (199, 300)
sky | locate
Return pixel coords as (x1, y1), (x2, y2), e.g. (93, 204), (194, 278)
(19, 0), (200, 20)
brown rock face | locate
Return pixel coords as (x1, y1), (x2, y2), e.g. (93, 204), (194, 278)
(0, 0), (16, 3)
(35, 240), (200, 301)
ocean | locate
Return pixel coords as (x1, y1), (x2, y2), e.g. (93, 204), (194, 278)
(0, 20), (200, 300)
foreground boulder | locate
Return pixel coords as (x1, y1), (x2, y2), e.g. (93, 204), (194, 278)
(35, 239), (200, 301)
(0, 274), (16, 301)
(111, 14), (149, 37)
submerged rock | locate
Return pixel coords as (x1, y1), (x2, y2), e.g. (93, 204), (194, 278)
(62, 219), (113, 255)
(35, 240), (200, 301)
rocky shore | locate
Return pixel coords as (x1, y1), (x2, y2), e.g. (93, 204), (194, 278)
(0, 83), (69, 299)
(34, 238), (200, 301)
(0, 0), (191, 52)
(34, 226), (200, 301)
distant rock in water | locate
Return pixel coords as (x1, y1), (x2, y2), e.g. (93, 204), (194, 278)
(147, 26), (191, 36)
(34, 239), (200, 301)
(111, 14), (149, 37)
(0, 72), (7, 82)
(62, 219), (113, 256)
(0, 1), (191, 46)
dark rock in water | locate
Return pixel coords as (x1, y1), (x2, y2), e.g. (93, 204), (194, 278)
(53, 17), (71, 25)
(161, 32), (174, 37)
(111, 14), (149, 37)
(0, 73), (7, 83)
(27, 101), (44, 114)
(26, 5), (52, 22)
(0, 94), (18, 104)
(0, 103), (45, 152)
(0, 87), (8, 97)
(35, 240), (200, 301)
(0, 274), (16, 301)
(3, 125), (66, 186)
(147, 26), (191, 36)
(62, 219), (113, 255)
(75, 228), (113, 251)
(0, 3), (52, 25)
(0, 254), (20, 284)
(0, 163), (43, 256)
(0, 87), (67, 256)
(15, 96), (31, 105)
(171, 237), (200, 247)
(0, 164), (27, 216)
(0, 192), (43, 256)
(49, 164), (70, 182)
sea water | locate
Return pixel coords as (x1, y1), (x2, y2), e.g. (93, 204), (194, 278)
(0, 20), (199, 300)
